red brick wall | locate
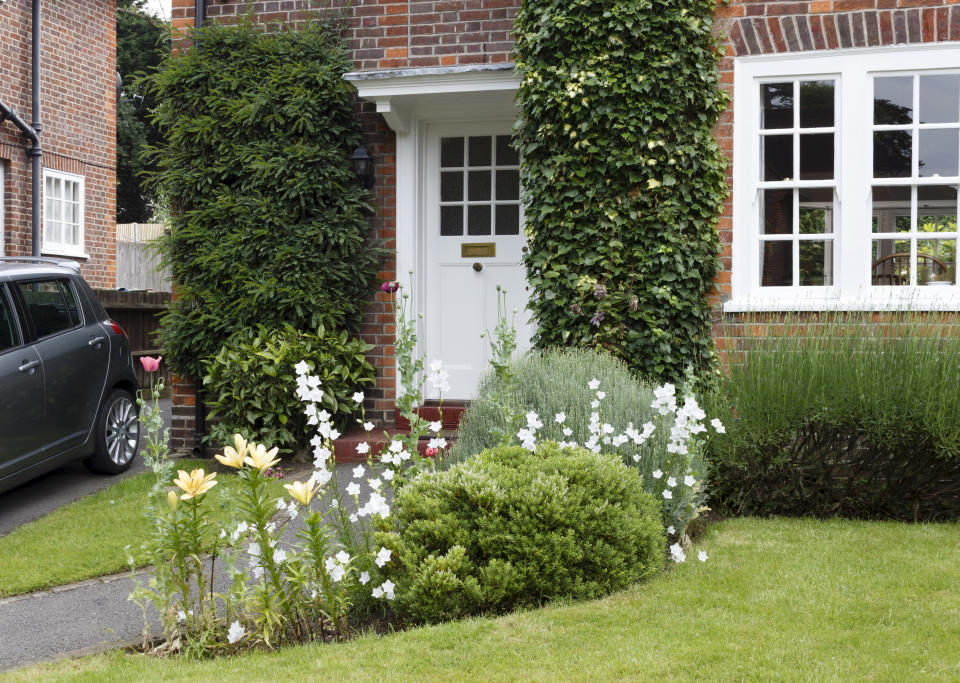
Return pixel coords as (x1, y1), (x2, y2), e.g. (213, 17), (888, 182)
(0, 0), (116, 288)
(712, 0), (960, 358)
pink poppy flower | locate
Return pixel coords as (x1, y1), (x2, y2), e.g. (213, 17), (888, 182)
(140, 355), (163, 372)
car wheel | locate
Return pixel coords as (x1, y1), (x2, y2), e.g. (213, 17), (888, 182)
(85, 388), (140, 474)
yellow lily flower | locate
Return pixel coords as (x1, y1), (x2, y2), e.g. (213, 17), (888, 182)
(215, 434), (248, 469)
(174, 468), (218, 500)
(167, 489), (179, 511)
(284, 480), (318, 506)
(244, 442), (281, 471)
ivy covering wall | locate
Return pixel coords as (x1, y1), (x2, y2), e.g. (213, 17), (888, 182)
(147, 20), (377, 379)
(514, 0), (728, 382)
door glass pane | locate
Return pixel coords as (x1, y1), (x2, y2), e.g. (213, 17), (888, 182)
(468, 137), (492, 167)
(919, 75), (960, 124)
(441, 137), (464, 167)
(17, 279), (74, 337)
(762, 189), (792, 235)
(467, 205), (491, 235)
(496, 135), (519, 165)
(918, 129), (958, 177)
(800, 80), (834, 128)
(874, 76), (913, 125)
(763, 135), (793, 181)
(918, 185), (957, 234)
(799, 240), (833, 286)
(440, 206), (463, 236)
(918, 238), (956, 285)
(871, 239), (912, 285)
(761, 241), (792, 286)
(799, 188), (833, 234)
(799, 133), (833, 180)
(468, 170), (491, 201)
(495, 205), (520, 235)
(762, 82), (793, 129)
(58, 280), (81, 325)
(440, 172), (463, 202)
(496, 170), (520, 201)
(873, 130), (912, 178)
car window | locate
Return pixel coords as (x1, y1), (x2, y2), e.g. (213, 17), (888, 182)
(0, 287), (20, 352)
(17, 278), (81, 338)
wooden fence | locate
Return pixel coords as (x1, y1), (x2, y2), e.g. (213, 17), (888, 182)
(116, 223), (171, 292)
(95, 288), (172, 393)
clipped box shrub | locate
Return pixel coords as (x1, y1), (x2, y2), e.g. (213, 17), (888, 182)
(203, 323), (374, 454)
(708, 313), (960, 520)
(377, 442), (665, 624)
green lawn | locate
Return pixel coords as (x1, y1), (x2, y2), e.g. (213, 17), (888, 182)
(0, 460), (285, 597)
(6, 517), (960, 681)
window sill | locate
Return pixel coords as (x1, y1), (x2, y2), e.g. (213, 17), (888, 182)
(41, 246), (89, 260)
(724, 290), (960, 313)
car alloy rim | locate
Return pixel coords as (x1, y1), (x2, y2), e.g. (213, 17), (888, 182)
(105, 396), (139, 466)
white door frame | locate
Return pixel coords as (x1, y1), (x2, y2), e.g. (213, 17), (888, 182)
(348, 67), (521, 389)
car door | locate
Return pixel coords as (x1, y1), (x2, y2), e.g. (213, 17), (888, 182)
(15, 277), (110, 454)
(0, 283), (45, 476)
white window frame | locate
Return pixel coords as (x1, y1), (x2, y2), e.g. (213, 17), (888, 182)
(42, 168), (86, 258)
(729, 43), (960, 312)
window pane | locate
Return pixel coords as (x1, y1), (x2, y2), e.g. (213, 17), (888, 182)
(58, 280), (81, 325)
(495, 205), (520, 235)
(467, 205), (491, 235)
(872, 185), (911, 233)
(0, 288), (19, 351)
(440, 206), (463, 236)
(871, 239), (912, 285)
(799, 133), (833, 180)
(441, 172), (463, 202)
(919, 75), (960, 124)
(496, 135), (519, 166)
(762, 82), (793, 129)
(468, 137), (492, 167)
(441, 137), (464, 168)
(918, 185), (957, 234)
(71, 181), (80, 203)
(799, 240), (833, 286)
(874, 76), (913, 125)
(763, 135), (793, 181)
(468, 171), (491, 201)
(17, 280), (75, 337)
(918, 238), (956, 285)
(496, 169), (520, 201)
(762, 189), (792, 235)
(799, 188), (833, 234)
(873, 130), (912, 178)
(918, 129), (958, 177)
(800, 80), (834, 128)
(761, 241), (792, 286)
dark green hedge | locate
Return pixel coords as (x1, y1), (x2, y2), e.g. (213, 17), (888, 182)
(146, 20), (377, 378)
(514, 0), (728, 382)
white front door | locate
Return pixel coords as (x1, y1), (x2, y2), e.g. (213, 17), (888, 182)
(424, 123), (533, 399)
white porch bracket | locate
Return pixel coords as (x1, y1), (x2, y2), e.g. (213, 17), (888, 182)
(371, 97), (411, 135)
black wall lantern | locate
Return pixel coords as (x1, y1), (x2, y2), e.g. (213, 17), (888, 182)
(350, 143), (375, 190)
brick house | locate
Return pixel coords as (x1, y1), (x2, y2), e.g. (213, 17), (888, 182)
(169, 0), (960, 452)
(0, 0), (117, 288)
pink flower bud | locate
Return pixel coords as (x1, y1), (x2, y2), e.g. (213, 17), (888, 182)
(140, 355), (163, 373)
(380, 281), (400, 293)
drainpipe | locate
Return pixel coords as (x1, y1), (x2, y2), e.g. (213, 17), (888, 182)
(193, 0), (207, 455)
(30, 0), (42, 257)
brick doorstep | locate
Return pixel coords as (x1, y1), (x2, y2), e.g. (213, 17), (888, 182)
(332, 427), (457, 463)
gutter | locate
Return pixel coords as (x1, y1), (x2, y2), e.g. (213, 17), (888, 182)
(0, 0), (42, 257)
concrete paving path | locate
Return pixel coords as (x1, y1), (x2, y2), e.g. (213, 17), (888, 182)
(0, 462), (363, 673)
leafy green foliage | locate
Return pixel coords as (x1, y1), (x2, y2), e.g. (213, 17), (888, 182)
(707, 313), (960, 520)
(117, 1), (168, 222)
(202, 324), (375, 453)
(514, 0), (728, 382)
(145, 20), (377, 378)
(379, 442), (665, 624)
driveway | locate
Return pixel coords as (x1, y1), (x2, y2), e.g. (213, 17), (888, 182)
(0, 398), (171, 538)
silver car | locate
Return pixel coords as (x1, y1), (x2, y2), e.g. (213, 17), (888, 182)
(0, 258), (140, 493)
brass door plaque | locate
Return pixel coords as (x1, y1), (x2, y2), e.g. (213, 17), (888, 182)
(461, 242), (496, 258)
